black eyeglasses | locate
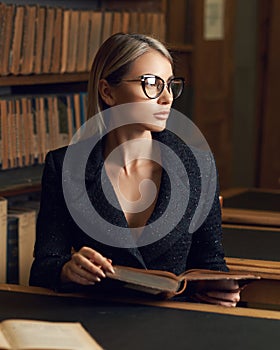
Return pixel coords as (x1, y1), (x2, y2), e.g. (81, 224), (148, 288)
(122, 74), (185, 100)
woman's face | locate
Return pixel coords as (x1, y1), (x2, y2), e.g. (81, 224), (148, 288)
(103, 50), (174, 132)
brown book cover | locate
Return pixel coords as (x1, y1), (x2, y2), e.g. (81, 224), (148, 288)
(106, 265), (260, 299)
(0, 3), (5, 71)
(121, 11), (130, 33)
(112, 11), (122, 34)
(0, 197), (7, 283)
(145, 12), (154, 37)
(42, 7), (55, 73)
(158, 12), (166, 42)
(10, 6), (25, 75)
(76, 11), (90, 72)
(60, 8), (71, 74)
(34, 6), (46, 74)
(0, 100), (9, 169)
(87, 11), (102, 71)
(8, 207), (36, 286)
(21, 98), (30, 166)
(66, 95), (74, 142)
(138, 12), (147, 35)
(0, 4), (14, 76)
(7, 100), (16, 168)
(21, 5), (36, 75)
(66, 10), (80, 73)
(34, 97), (46, 164)
(50, 7), (63, 73)
(101, 11), (113, 44)
(129, 11), (139, 33)
(26, 98), (35, 165)
(15, 99), (23, 167)
(73, 94), (81, 134)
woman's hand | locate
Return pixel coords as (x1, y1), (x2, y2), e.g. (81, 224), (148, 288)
(60, 247), (115, 285)
(191, 279), (241, 307)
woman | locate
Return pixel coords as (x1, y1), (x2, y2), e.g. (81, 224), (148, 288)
(30, 33), (240, 307)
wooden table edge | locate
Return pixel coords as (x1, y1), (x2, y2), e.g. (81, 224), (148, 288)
(1, 284), (280, 320)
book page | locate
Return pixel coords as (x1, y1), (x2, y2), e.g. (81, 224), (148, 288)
(0, 326), (11, 349)
(2, 319), (103, 350)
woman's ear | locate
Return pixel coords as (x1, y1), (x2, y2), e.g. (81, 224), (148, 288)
(98, 79), (116, 106)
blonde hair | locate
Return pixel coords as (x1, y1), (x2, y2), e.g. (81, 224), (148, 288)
(87, 33), (173, 134)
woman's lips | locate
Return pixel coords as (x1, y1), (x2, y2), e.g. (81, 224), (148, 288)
(153, 111), (170, 120)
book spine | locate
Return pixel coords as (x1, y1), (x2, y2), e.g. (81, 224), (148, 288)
(50, 7), (63, 73)
(42, 7), (55, 74)
(34, 6), (46, 74)
(0, 197), (8, 283)
(10, 6), (25, 75)
(6, 216), (19, 284)
(0, 5), (15, 76)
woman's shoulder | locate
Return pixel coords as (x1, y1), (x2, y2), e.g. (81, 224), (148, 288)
(45, 136), (103, 170)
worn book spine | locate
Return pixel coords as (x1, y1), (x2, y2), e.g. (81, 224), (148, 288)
(0, 100), (9, 169)
(66, 10), (80, 73)
(10, 6), (24, 75)
(101, 11), (113, 44)
(21, 5), (36, 75)
(42, 7), (55, 73)
(87, 11), (102, 71)
(0, 197), (8, 283)
(9, 208), (36, 286)
(60, 9), (71, 73)
(0, 5), (14, 76)
(51, 7), (63, 73)
(57, 95), (70, 147)
(7, 100), (16, 168)
(76, 11), (90, 72)
(6, 215), (19, 284)
(34, 6), (46, 74)
(66, 95), (74, 142)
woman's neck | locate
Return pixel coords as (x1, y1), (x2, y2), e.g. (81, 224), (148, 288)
(104, 126), (157, 173)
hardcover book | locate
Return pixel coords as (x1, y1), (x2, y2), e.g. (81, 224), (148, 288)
(0, 319), (103, 350)
(106, 265), (260, 299)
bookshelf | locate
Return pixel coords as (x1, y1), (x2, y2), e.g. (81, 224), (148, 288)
(0, 0), (237, 288)
(0, 0), (167, 197)
(0, 73), (89, 86)
(0, 0), (236, 195)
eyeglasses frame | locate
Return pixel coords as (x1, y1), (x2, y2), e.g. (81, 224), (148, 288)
(122, 74), (185, 100)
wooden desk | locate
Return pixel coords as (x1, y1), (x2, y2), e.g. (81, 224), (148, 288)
(221, 223), (280, 309)
(1, 285), (280, 349)
(221, 188), (280, 227)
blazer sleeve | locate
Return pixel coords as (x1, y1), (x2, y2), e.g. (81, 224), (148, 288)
(29, 150), (73, 289)
(186, 189), (229, 272)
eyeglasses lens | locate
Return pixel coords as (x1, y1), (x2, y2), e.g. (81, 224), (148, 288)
(144, 77), (183, 99)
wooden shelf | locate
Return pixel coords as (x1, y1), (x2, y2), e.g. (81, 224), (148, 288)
(0, 165), (44, 197)
(167, 44), (194, 53)
(0, 73), (89, 87)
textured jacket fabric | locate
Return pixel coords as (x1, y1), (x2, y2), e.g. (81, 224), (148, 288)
(29, 129), (228, 290)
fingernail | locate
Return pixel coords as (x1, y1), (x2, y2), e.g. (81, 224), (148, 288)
(100, 271), (106, 278)
(109, 267), (115, 274)
(96, 277), (101, 282)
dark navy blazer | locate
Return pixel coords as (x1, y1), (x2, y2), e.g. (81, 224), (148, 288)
(30, 130), (228, 289)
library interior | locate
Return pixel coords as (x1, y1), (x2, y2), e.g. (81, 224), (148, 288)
(0, 1), (280, 349)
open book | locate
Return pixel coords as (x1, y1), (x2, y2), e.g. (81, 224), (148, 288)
(106, 265), (260, 298)
(0, 319), (103, 350)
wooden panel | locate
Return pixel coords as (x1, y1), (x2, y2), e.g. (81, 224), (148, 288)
(259, 0), (280, 188)
(192, 0), (236, 189)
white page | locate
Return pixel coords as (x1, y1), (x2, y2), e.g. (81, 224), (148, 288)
(2, 320), (103, 350)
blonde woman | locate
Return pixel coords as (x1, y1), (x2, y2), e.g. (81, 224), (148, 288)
(30, 33), (240, 307)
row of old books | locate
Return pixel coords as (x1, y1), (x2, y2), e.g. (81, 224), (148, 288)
(0, 194), (40, 285)
(0, 92), (88, 170)
(0, 2), (166, 76)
